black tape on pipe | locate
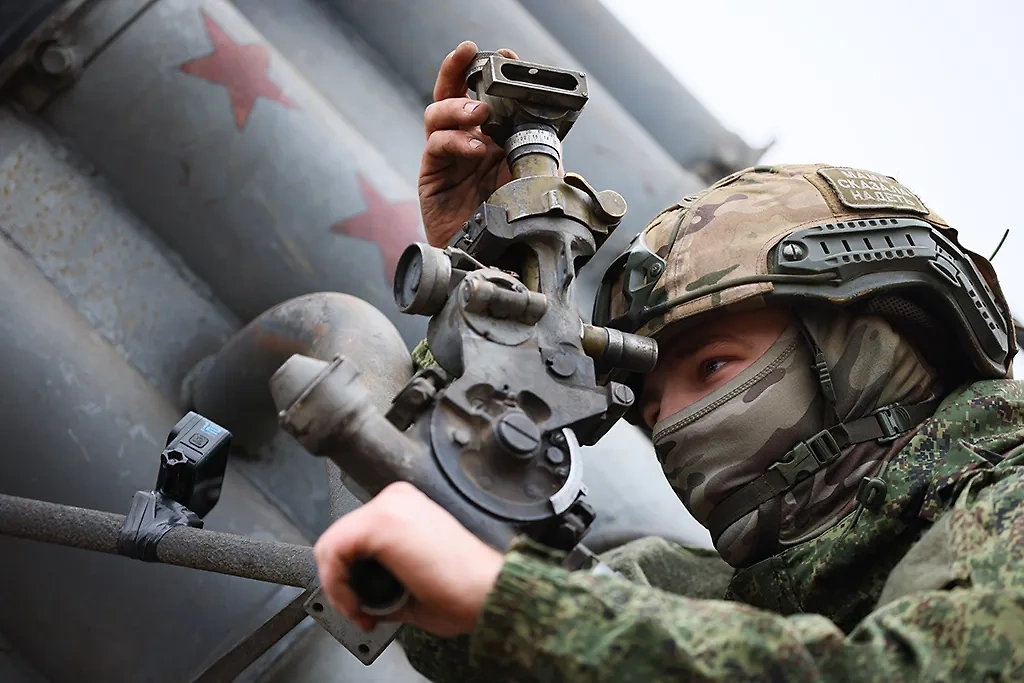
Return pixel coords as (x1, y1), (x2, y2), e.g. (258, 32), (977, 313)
(0, 493), (317, 587)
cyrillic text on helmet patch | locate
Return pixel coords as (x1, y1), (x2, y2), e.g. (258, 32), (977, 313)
(817, 167), (928, 214)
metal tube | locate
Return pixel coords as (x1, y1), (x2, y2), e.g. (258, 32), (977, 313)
(272, 356), (518, 552)
(320, 0), (705, 313)
(0, 108), (239, 401)
(516, 0), (762, 181)
(231, 0), (427, 183)
(0, 235), (312, 683)
(581, 324), (658, 374)
(185, 292), (413, 452)
(0, 494), (317, 587)
(24, 0), (428, 347)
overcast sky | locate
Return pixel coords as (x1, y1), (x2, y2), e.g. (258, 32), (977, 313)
(601, 0), (1023, 317)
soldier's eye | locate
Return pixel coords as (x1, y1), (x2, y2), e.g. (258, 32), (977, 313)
(699, 359), (728, 379)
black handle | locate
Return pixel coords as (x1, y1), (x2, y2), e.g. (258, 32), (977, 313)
(349, 557), (408, 616)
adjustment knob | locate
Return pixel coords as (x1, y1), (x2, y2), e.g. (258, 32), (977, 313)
(564, 172), (627, 226)
(494, 411), (541, 460)
(393, 243), (452, 316)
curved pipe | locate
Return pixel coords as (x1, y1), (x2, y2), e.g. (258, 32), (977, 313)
(184, 292), (414, 452)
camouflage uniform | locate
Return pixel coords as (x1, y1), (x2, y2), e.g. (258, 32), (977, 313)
(405, 380), (1024, 682)
(402, 164), (1021, 681)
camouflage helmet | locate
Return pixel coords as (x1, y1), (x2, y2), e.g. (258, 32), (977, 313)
(594, 164), (1016, 383)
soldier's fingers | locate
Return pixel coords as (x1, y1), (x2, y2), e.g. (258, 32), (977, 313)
(313, 509), (385, 621)
(424, 98), (489, 137)
(423, 130), (487, 165)
(495, 48), (519, 60)
(433, 40), (478, 102)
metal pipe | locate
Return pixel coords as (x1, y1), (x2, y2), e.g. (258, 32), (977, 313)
(0, 107), (239, 401)
(231, 0), (427, 183)
(271, 355), (518, 552)
(185, 291), (413, 452)
(19, 0), (428, 347)
(516, 0), (762, 181)
(320, 0), (705, 314)
(0, 235), (311, 683)
(0, 494), (317, 587)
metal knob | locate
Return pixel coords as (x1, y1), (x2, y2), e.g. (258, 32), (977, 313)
(564, 173), (627, 226)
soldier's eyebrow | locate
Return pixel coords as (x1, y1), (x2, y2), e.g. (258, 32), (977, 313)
(666, 331), (745, 359)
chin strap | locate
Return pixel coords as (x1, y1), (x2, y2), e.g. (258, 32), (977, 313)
(707, 321), (939, 548)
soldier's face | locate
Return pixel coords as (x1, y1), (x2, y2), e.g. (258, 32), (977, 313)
(640, 308), (793, 428)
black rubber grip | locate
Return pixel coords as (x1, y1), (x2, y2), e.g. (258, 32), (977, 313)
(349, 557), (407, 615)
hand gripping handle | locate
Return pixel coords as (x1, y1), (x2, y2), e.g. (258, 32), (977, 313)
(349, 557), (409, 617)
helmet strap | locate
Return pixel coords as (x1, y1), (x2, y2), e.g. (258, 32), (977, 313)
(797, 315), (840, 426)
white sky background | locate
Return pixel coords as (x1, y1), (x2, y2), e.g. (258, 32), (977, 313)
(601, 0), (1024, 316)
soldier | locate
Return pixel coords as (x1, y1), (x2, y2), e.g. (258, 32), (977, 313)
(314, 42), (1024, 681)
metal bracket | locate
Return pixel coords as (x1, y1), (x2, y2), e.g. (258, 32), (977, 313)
(302, 584), (402, 666)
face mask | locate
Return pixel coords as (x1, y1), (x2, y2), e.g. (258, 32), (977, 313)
(652, 311), (943, 568)
(652, 325), (823, 566)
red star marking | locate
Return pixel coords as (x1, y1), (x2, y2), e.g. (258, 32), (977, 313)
(331, 175), (425, 284)
(180, 10), (295, 130)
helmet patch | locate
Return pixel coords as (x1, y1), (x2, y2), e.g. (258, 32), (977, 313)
(817, 167), (928, 214)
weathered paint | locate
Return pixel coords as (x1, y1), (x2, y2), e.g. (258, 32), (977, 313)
(39, 0), (428, 346)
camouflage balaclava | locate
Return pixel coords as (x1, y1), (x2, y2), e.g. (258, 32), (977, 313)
(652, 308), (943, 567)
(598, 163), (1013, 567)
(598, 162), (1011, 569)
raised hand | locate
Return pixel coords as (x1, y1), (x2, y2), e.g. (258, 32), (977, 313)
(419, 41), (518, 248)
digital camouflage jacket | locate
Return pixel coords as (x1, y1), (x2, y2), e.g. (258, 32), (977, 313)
(401, 379), (1024, 682)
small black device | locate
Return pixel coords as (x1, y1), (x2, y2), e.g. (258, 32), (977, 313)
(156, 411), (231, 518)
(118, 411), (232, 561)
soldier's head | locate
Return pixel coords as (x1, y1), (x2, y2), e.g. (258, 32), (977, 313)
(594, 164), (1016, 567)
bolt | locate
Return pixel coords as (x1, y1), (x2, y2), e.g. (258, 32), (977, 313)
(546, 350), (575, 378)
(612, 384), (634, 406)
(551, 432), (566, 447)
(451, 428), (471, 447)
(649, 262), (664, 277)
(37, 43), (76, 77)
(495, 411), (540, 459)
(555, 466), (569, 478)
(545, 447), (565, 466)
(782, 243), (806, 261)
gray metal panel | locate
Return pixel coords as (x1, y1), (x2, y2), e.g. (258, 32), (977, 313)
(0, 235), (310, 683)
(233, 0), (427, 183)
(39, 0), (428, 347)
(322, 0), (705, 312)
(0, 107), (238, 400)
(0, 632), (48, 683)
(517, 0), (761, 181)
(0, 106), (337, 542)
(255, 625), (430, 683)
